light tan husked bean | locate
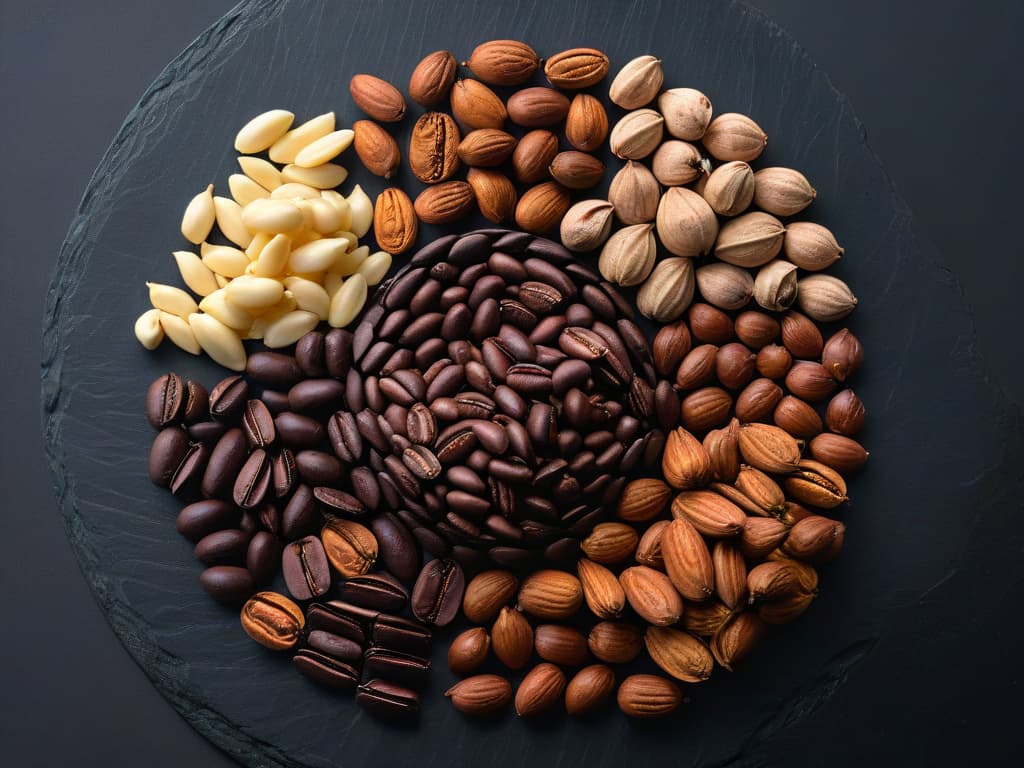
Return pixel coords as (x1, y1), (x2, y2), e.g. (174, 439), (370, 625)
(134, 308), (164, 350)
(215, 274), (230, 289)
(268, 112), (335, 164)
(254, 233), (291, 277)
(281, 163), (348, 189)
(320, 190), (354, 229)
(198, 289), (253, 330)
(238, 156), (283, 190)
(158, 311), (201, 354)
(263, 309), (320, 348)
(224, 275), (285, 310)
(241, 198), (304, 234)
(355, 250), (392, 286)
(323, 273), (343, 300)
(289, 238), (347, 273)
(245, 294), (297, 340)
(228, 174), (270, 207)
(283, 276), (330, 319)
(201, 245), (249, 278)
(234, 109), (295, 154)
(147, 282), (199, 317)
(271, 182), (320, 200)
(172, 251), (219, 297)
(213, 196), (253, 248)
(330, 244), (368, 276)
(245, 232), (272, 261)
(294, 129), (354, 168)
(328, 273), (367, 328)
(345, 185), (373, 237)
(189, 313), (247, 371)
(180, 184), (216, 244)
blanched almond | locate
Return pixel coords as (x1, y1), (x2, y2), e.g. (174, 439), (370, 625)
(223, 275), (285, 310)
(282, 276), (330, 319)
(237, 156), (282, 190)
(294, 129), (354, 168)
(188, 313), (246, 371)
(234, 109), (294, 153)
(241, 198), (304, 234)
(355, 250), (391, 285)
(147, 282), (198, 318)
(213, 196), (253, 247)
(281, 162), (348, 189)
(288, 238), (347, 273)
(201, 245), (249, 278)
(180, 184), (215, 244)
(228, 173), (270, 207)
(134, 308), (164, 350)
(172, 251), (219, 297)
(347, 185), (373, 237)
(263, 309), (320, 348)
(158, 311), (200, 355)
(328, 273), (367, 327)
(269, 112), (335, 164)
(198, 289), (252, 330)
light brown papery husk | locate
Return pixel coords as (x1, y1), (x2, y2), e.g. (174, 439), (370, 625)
(635, 519), (670, 570)
(662, 427), (713, 489)
(712, 540), (749, 610)
(636, 257), (696, 322)
(578, 558), (627, 619)
(661, 518), (715, 602)
(702, 160), (755, 216)
(695, 262), (755, 310)
(608, 160), (662, 224)
(753, 166), (816, 216)
(656, 187), (719, 257)
(713, 211), (786, 268)
(670, 490), (747, 537)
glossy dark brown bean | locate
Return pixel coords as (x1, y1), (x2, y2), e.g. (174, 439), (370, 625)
(288, 379), (346, 415)
(314, 486), (367, 516)
(200, 428), (247, 499)
(295, 450), (344, 485)
(281, 535), (331, 600)
(340, 572), (408, 612)
(360, 341), (395, 376)
(148, 427), (189, 487)
(181, 379), (208, 425)
(274, 412), (325, 450)
(246, 351), (303, 389)
(246, 531), (281, 585)
(307, 629), (363, 662)
(410, 558), (465, 626)
(194, 528), (249, 566)
(209, 375), (249, 421)
(198, 565), (254, 604)
(371, 513), (421, 583)
(242, 399), (276, 448)
(169, 442), (210, 499)
(356, 679), (419, 719)
(293, 330), (327, 377)
(322, 328), (353, 378)
(176, 500), (240, 542)
(306, 603), (366, 643)
(293, 650), (360, 692)
(186, 420), (226, 444)
(146, 372), (185, 429)
(506, 363), (553, 397)
(259, 390), (291, 416)
(281, 484), (317, 539)
(233, 449), (271, 510)
(364, 649), (430, 688)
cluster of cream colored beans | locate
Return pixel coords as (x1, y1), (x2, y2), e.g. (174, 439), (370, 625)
(134, 109), (392, 371)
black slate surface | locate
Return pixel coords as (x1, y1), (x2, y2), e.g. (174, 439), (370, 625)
(38, 0), (1014, 766)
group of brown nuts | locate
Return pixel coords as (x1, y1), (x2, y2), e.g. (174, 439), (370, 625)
(221, 41), (869, 721)
(348, 42), (615, 253)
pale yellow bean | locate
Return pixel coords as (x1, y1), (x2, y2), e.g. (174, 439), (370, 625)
(330, 244), (369, 276)
(224, 275), (285, 310)
(241, 198), (304, 234)
(320, 190), (353, 232)
(323, 273), (344, 300)
(189, 313), (247, 371)
(238, 156), (282, 190)
(289, 238), (347, 273)
(270, 182), (320, 200)
(289, 229), (322, 249)
(263, 310), (321, 348)
(228, 173), (269, 207)
(283, 276), (330, 319)
(148, 282), (199, 317)
(213, 196), (253, 248)
(234, 109), (294, 154)
(290, 270), (327, 284)
(346, 185), (373, 238)
(172, 251), (219, 297)
(245, 294), (297, 339)
(201, 245), (249, 278)
(294, 130), (354, 168)
(181, 183), (215, 244)
(281, 163), (348, 189)
(215, 274), (230, 289)
(158, 312), (201, 354)
(254, 233), (290, 277)
(245, 232), (272, 262)
(199, 289), (252, 330)
(134, 308), (164, 350)
(356, 250), (393, 286)
(268, 112), (335, 164)
(306, 197), (346, 234)
(328, 273), (367, 328)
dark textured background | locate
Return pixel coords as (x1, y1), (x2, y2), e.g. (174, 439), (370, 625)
(4, 0), (1022, 766)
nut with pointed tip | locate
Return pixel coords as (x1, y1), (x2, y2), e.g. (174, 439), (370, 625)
(408, 50), (457, 108)
(783, 515), (845, 563)
(702, 112), (767, 161)
(714, 211), (786, 268)
(670, 490), (746, 538)
(609, 54), (664, 109)
(753, 167), (816, 216)
(581, 522), (639, 565)
(617, 674), (682, 718)
(514, 663), (567, 716)
(518, 569), (583, 620)
(578, 558), (627, 619)
(349, 74), (406, 122)
(797, 274), (858, 322)
(544, 47), (610, 88)
(645, 626), (714, 683)
(783, 221), (843, 271)
(446, 674), (513, 716)
(737, 423), (802, 474)
(826, 389), (866, 436)
(782, 459), (849, 508)
(662, 427), (713, 490)
(620, 566), (684, 626)
(560, 199), (615, 252)
(565, 93), (609, 152)
(808, 433), (869, 473)
(463, 40), (539, 86)
(661, 518), (715, 602)
(637, 257), (696, 322)
(463, 570), (519, 624)
(448, 627), (491, 675)
(821, 328), (864, 382)
(565, 664), (616, 716)
(711, 611), (767, 671)
(491, 606), (533, 670)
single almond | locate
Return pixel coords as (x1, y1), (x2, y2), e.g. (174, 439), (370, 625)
(463, 569), (519, 623)
(661, 518), (715, 602)
(373, 188), (417, 255)
(565, 664), (616, 716)
(534, 624), (589, 666)
(616, 477), (672, 522)
(511, 129), (559, 184)
(610, 109), (665, 160)
(413, 180), (475, 224)
(408, 112), (460, 183)
(352, 120), (401, 178)
(451, 78), (508, 130)
(466, 168), (517, 224)
(670, 490), (746, 537)
(464, 39), (539, 86)
(782, 459), (849, 508)
(702, 112), (767, 161)
(578, 558), (626, 619)
(544, 47), (610, 88)
(680, 386), (733, 432)
(515, 663), (566, 716)
(783, 515), (845, 563)
(349, 74), (406, 122)
(408, 50), (457, 108)
(580, 522), (639, 565)
(446, 674), (513, 716)
(710, 612), (766, 671)
(518, 569), (583, 620)
(740, 516), (791, 560)
(712, 540), (749, 610)
(619, 566), (684, 626)
(491, 606), (533, 669)
(549, 150), (605, 190)
(448, 627), (491, 675)
(681, 600), (732, 637)
(514, 181), (570, 234)
(565, 93), (609, 152)
(507, 87), (571, 128)
(747, 560), (812, 603)
(737, 423), (802, 474)
(703, 418), (741, 483)
(644, 626), (714, 683)
(617, 674), (681, 718)
(735, 465), (786, 516)
(457, 128), (517, 167)
(662, 427), (713, 490)
(588, 621), (643, 664)
(635, 520), (669, 570)
(773, 395), (823, 439)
